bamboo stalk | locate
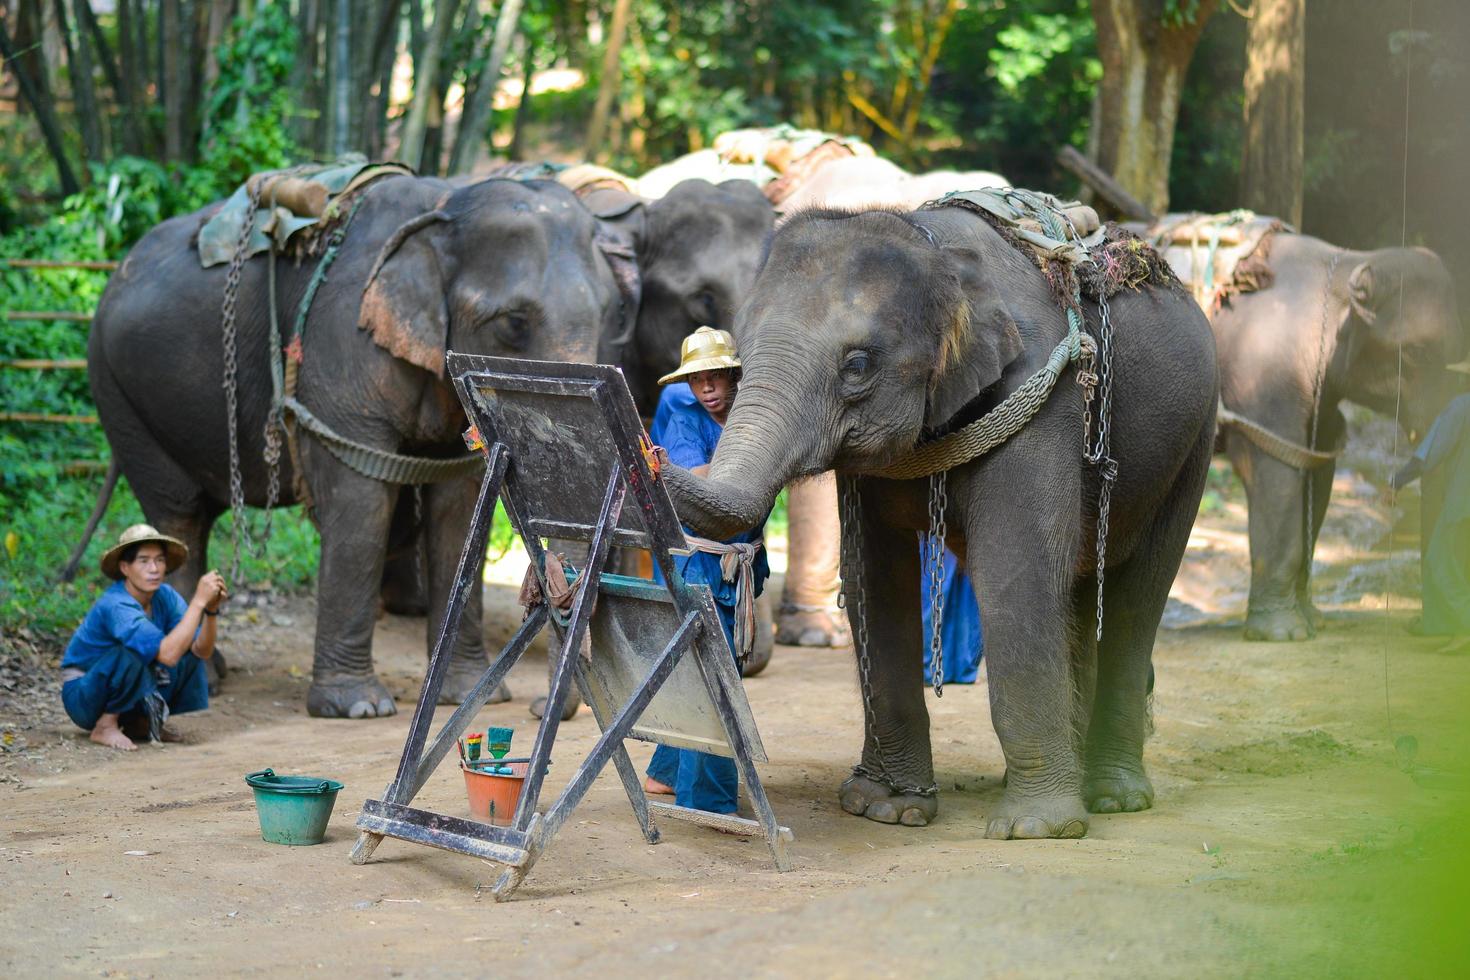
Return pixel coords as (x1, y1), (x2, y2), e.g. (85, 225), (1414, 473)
(4, 311), (94, 322)
(0, 412), (100, 424)
(1, 359), (88, 370)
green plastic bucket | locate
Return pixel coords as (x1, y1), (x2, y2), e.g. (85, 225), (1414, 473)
(245, 768), (344, 846)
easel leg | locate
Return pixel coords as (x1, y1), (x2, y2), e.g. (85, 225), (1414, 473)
(574, 670), (662, 845)
(349, 831), (384, 865)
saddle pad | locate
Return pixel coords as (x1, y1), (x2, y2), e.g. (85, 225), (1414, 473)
(1148, 210), (1292, 314)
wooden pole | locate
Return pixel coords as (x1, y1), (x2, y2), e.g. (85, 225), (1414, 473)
(1055, 145), (1157, 223)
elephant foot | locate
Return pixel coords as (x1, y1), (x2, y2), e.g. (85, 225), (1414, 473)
(307, 675), (397, 719)
(776, 605), (851, 648)
(838, 772), (938, 826)
(1300, 600), (1326, 631)
(437, 661), (510, 706)
(1244, 605), (1314, 643)
(984, 787), (1088, 840)
(1084, 765), (1155, 814)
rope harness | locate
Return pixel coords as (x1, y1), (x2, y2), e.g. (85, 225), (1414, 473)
(682, 534), (764, 662)
(835, 187), (1184, 798)
(218, 173), (480, 576)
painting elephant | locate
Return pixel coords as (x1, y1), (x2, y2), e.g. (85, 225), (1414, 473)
(1158, 227), (1466, 641)
(87, 175), (629, 718)
(771, 160), (1012, 648)
(662, 203), (1217, 838)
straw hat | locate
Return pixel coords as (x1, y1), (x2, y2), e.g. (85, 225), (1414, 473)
(658, 326), (742, 385)
(100, 524), (188, 580)
(1448, 357), (1470, 376)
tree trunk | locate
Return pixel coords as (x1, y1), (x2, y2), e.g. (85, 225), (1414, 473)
(161, 0), (185, 160)
(1090, 0), (1219, 215)
(364, 0), (401, 158)
(399, 0), (463, 170)
(331, 0), (351, 155)
(450, 0), (525, 174)
(1240, 0), (1304, 227)
(75, 0), (123, 98)
(583, 0), (631, 160)
(53, 0), (105, 163)
(200, 0), (233, 101)
(116, 0), (144, 152)
(0, 15), (81, 194)
(506, 35), (536, 161)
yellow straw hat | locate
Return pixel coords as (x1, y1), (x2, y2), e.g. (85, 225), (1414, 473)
(658, 327), (742, 385)
(100, 524), (189, 580)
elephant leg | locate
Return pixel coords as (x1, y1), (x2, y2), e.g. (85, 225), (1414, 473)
(1085, 425), (1211, 814)
(303, 444), (398, 719)
(423, 477), (508, 706)
(969, 512), (1088, 841)
(1296, 459), (1337, 631)
(1233, 436), (1316, 642)
(778, 473), (850, 647)
(836, 510), (938, 827)
(379, 488), (428, 617)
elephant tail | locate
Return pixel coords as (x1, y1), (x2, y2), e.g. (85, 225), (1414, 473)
(58, 458), (121, 583)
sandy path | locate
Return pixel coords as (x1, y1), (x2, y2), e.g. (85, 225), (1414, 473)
(3, 427), (1467, 977)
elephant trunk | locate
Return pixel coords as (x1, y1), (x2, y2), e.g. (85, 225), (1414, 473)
(664, 371), (825, 540)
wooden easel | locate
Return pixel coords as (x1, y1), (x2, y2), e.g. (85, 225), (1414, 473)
(349, 354), (792, 901)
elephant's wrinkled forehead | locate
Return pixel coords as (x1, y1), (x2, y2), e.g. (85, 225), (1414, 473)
(766, 212), (938, 313)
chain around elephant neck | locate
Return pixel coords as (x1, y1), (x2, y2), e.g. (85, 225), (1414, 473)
(925, 472), (948, 697)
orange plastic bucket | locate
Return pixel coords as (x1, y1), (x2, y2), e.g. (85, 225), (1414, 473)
(462, 761), (529, 827)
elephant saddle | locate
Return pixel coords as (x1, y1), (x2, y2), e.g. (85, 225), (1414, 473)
(1146, 210), (1294, 316)
(711, 126), (876, 206)
(196, 158), (414, 268)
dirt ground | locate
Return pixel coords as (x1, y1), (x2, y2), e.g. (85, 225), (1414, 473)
(3, 415), (1468, 977)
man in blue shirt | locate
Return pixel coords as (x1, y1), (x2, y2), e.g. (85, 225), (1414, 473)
(62, 524), (228, 750)
(643, 327), (769, 815)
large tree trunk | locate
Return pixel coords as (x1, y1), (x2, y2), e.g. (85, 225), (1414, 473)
(1090, 0), (1218, 215)
(330, 0), (352, 155)
(506, 35), (536, 161)
(398, 0), (463, 170)
(161, 0), (185, 160)
(449, 0), (525, 174)
(583, 0), (631, 159)
(53, 0), (105, 163)
(200, 0), (233, 102)
(0, 15), (81, 194)
(1240, 0), (1304, 226)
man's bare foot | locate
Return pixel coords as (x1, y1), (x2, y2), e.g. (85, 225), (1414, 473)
(643, 776), (675, 796)
(90, 717), (137, 752)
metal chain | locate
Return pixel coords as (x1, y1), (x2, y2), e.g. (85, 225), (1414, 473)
(838, 475), (939, 799)
(220, 178), (264, 582)
(259, 219), (284, 546)
(925, 471), (948, 697)
(1083, 292), (1119, 641)
(1305, 250), (1345, 593)
(411, 484), (426, 602)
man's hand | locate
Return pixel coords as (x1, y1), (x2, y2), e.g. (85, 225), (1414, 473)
(195, 570), (229, 612)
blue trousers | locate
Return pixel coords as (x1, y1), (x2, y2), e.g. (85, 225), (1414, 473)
(646, 603), (739, 814)
(62, 648), (209, 731)
(920, 541), (984, 685)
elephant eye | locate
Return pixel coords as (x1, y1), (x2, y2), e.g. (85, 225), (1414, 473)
(491, 311), (532, 350)
(842, 349), (872, 378)
(692, 289), (719, 326)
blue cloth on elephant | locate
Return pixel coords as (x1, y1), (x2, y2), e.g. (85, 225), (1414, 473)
(919, 538), (984, 685)
(645, 384), (768, 814)
(61, 581), (209, 730)
(1411, 394), (1470, 635)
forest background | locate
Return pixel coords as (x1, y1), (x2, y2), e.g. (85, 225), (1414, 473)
(1, 0), (1465, 638)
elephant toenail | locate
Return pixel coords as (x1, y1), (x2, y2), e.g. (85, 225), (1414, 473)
(1092, 797), (1122, 814)
(985, 819), (1012, 840)
(1012, 817), (1050, 838)
(1123, 793), (1150, 811)
(899, 807), (929, 827)
(377, 697), (395, 715)
(1060, 820), (1088, 838)
(348, 700), (375, 719)
(865, 802), (900, 824)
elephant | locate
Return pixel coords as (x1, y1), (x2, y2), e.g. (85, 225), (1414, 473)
(86, 174), (630, 718)
(771, 160), (1012, 649)
(662, 203), (1217, 838)
(1154, 227), (1466, 641)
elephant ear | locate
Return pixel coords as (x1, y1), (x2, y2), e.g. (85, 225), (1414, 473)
(1348, 259), (1378, 327)
(359, 202), (454, 376)
(592, 207), (645, 355)
(924, 241), (1025, 429)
